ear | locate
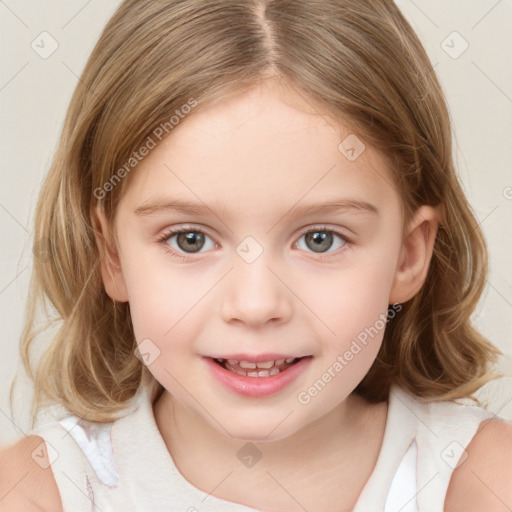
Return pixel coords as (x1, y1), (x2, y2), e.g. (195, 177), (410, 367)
(92, 206), (129, 302)
(389, 205), (440, 304)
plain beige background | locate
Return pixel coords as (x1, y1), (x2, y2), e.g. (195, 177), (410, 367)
(0, 0), (511, 446)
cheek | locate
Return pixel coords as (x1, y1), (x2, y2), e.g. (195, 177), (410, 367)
(117, 238), (189, 342)
(304, 251), (399, 338)
(295, 235), (401, 386)
(121, 220), (401, 366)
(126, 269), (200, 344)
(120, 244), (219, 372)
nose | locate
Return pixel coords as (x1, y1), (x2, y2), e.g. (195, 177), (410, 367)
(220, 251), (293, 328)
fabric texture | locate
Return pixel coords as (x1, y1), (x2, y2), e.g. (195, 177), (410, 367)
(29, 379), (498, 512)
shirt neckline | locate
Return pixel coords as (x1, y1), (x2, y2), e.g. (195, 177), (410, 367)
(112, 382), (415, 510)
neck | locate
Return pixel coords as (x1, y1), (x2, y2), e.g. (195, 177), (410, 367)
(153, 390), (388, 512)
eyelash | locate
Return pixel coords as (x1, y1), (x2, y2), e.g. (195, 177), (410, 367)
(156, 225), (352, 262)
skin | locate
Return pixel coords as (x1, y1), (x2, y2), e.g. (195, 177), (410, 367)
(0, 80), (510, 512)
(94, 80), (440, 511)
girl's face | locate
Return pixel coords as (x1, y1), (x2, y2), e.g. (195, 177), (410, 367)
(106, 83), (409, 441)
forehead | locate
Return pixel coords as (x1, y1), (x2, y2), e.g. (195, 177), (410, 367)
(118, 83), (399, 221)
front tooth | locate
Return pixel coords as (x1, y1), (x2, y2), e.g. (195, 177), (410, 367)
(257, 370), (270, 377)
(247, 371), (259, 377)
(227, 359), (239, 365)
(275, 359), (285, 365)
(285, 358), (295, 363)
(256, 361), (274, 369)
(269, 367), (280, 376)
(240, 361), (257, 369)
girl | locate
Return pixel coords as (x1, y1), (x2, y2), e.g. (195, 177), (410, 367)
(1, 0), (511, 511)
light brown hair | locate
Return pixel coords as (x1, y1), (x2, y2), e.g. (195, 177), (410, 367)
(15, 0), (501, 426)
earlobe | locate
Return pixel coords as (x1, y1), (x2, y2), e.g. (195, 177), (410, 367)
(389, 205), (440, 304)
(92, 207), (129, 303)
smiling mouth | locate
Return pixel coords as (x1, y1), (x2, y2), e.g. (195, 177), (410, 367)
(213, 357), (305, 377)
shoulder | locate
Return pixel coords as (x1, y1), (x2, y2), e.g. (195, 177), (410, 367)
(0, 435), (62, 511)
(445, 418), (512, 512)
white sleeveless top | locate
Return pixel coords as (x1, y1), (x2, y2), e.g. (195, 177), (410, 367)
(30, 381), (496, 512)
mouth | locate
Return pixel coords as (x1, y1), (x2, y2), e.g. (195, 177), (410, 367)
(212, 357), (305, 377)
(206, 355), (312, 397)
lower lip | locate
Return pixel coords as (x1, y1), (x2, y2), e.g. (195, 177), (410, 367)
(204, 356), (312, 397)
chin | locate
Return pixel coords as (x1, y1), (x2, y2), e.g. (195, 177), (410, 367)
(224, 425), (292, 443)
(210, 410), (309, 443)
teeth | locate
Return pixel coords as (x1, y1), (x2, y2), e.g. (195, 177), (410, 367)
(216, 356), (302, 377)
(256, 361), (274, 369)
(246, 370), (272, 377)
(239, 361), (257, 369)
(223, 361), (284, 377)
(222, 358), (297, 368)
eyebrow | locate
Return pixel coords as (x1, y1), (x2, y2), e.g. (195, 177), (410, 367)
(134, 198), (379, 218)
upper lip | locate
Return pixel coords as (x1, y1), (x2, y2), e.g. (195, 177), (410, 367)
(207, 354), (308, 362)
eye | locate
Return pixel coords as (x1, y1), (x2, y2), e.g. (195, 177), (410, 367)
(157, 227), (216, 257)
(157, 225), (350, 261)
(294, 226), (349, 258)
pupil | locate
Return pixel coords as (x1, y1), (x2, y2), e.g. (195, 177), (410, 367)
(177, 232), (204, 253)
(306, 231), (332, 253)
